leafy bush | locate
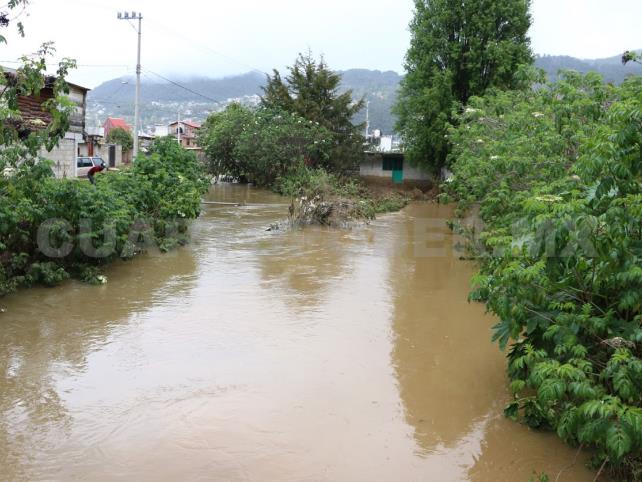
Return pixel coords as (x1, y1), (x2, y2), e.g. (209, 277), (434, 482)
(200, 105), (332, 187)
(105, 127), (133, 151)
(0, 138), (209, 295)
(444, 70), (642, 477)
(199, 103), (255, 178)
(273, 166), (343, 198)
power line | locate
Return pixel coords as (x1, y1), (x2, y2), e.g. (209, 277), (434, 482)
(0, 59), (130, 68)
(144, 69), (223, 104)
(146, 18), (269, 77)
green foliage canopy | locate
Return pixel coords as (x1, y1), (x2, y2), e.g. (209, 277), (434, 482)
(199, 104), (333, 187)
(198, 103), (255, 178)
(106, 127), (133, 151)
(395, 0), (533, 172)
(0, 137), (209, 295)
(443, 71), (642, 474)
(262, 52), (365, 172)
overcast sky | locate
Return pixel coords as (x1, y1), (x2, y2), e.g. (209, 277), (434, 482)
(1, 0), (641, 88)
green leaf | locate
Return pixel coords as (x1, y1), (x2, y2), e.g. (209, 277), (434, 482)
(504, 401), (520, 421)
(606, 424), (632, 461)
(538, 378), (566, 402)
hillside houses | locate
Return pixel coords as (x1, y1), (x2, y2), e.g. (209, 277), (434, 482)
(6, 66), (206, 177)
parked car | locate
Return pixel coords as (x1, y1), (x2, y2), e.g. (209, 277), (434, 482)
(76, 157), (106, 178)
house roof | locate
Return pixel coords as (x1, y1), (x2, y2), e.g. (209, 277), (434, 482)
(1, 66), (90, 92)
(169, 120), (201, 129)
(0, 67), (90, 133)
(104, 117), (131, 131)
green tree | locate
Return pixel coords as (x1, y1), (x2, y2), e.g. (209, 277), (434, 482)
(106, 126), (133, 151)
(0, 0), (77, 170)
(199, 105), (332, 187)
(198, 103), (254, 178)
(233, 108), (332, 186)
(395, 0), (533, 172)
(262, 52), (365, 172)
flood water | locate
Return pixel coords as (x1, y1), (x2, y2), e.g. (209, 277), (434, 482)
(0, 184), (596, 481)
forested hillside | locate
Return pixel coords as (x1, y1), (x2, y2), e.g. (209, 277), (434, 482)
(536, 52), (642, 83)
(87, 69), (402, 134)
(87, 53), (642, 134)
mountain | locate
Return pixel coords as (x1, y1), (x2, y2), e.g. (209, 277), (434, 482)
(87, 53), (642, 135)
(340, 69), (402, 134)
(86, 72), (266, 131)
(535, 52), (642, 83)
(87, 69), (403, 134)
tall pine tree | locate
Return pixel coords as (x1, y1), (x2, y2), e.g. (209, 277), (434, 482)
(395, 0), (533, 172)
(262, 52), (365, 172)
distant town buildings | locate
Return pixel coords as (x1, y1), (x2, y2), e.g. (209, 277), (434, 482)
(168, 120), (201, 150)
(3, 64), (211, 179)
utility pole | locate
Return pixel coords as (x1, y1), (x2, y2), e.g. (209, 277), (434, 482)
(117, 11), (143, 158)
(177, 111), (181, 145)
(365, 100), (370, 139)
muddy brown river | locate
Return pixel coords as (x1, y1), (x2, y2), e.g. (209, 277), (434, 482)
(0, 185), (597, 481)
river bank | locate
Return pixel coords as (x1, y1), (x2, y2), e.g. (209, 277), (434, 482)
(0, 184), (598, 481)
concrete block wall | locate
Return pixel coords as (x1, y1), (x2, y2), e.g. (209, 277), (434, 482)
(359, 155), (431, 182)
(404, 164), (432, 181)
(41, 138), (77, 179)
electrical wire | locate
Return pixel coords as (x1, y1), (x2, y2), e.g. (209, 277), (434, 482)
(146, 18), (269, 77)
(0, 60), (130, 68)
(143, 69), (223, 105)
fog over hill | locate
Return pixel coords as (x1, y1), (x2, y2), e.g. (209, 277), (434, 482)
(87, 52), (642, 135)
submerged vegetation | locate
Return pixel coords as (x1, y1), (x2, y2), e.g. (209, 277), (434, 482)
(443, 70), (642, 478)
(394, 1), (642, 477)
(276, 167), (410, 227)
(0, 137), (208, 296)
(199, 53), (417, 227)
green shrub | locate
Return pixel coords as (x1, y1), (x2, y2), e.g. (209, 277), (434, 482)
(445, 71), (642, 476)
(200, 105), (332, 187)
(0, 138), (209, 295)
(105, 127), (133, 151)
